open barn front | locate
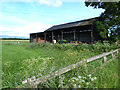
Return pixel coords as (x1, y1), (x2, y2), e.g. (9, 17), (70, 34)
(79, 32), (91, 43)
(62, 25), (92, 43)
(43, 26), (92, 43)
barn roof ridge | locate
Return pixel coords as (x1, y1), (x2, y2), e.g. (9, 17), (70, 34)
(45, 17), (99, 32)
(53, 17), (99, 27)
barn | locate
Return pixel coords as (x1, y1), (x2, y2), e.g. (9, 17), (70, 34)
(30, 17), (102, 43)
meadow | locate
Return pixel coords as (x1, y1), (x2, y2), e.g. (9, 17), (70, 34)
(1, 40), (120, 88)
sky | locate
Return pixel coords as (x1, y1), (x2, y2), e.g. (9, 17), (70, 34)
(0, 0), (105, 38)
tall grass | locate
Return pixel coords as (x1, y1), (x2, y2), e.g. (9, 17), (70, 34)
(2, 41), (119, 88)
(39, 57), (118, 88)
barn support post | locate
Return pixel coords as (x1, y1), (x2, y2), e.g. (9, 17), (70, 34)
(74, 29), (76, 42)
(91, 24), (94, 43)
(44, 33), (46, 43)
(30, 35), (32, 43)
(36, 34), (37, 43)
(61, 30), (63, 43)
(52, 31), (54, 43)
(111, 52), (115, 59)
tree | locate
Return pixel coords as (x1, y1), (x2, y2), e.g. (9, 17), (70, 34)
(85, 1), (120, 42)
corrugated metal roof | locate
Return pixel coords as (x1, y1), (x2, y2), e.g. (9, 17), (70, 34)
(45, 17), (98, 32)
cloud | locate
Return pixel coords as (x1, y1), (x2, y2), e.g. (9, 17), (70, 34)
(0, 0), (116, 2)
(0, 22), (51, 38)
(38, 0), (62, 7)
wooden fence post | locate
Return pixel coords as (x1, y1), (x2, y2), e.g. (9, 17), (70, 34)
(103, 56), (107, 63)
(111, 53), (115, 59)
(117, 50), (119, 55)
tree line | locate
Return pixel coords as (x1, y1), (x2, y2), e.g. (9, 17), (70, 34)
(1, 38), (29, 40)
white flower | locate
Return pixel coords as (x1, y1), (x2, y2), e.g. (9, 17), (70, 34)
(78, 76), (81, 78)
(72, 77), (76, 79)
(76, 78), (78, 81)
(94, 77), (97, 80)
(82, 80), (85, 82)
(28, 78), (32, 82)
(72, 80), (74, 82)
(22, 79), (27, 84)
(74, 84), (77, 87)
(88, 74), (92, 77)
(91, 78), (94, 81)
(86, 82), (89, 85)
(80, 79), (82, 81)
(83, 77), (86, 79)
(78, 85), (81, 88)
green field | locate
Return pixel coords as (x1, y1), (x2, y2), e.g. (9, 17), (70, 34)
(1, 41), (120, 88)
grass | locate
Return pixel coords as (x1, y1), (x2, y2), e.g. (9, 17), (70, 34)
(1, 40), (119, 88)
(2, 42), (43, 64)
(39, 57), (118, 88)
(93, 58), (118, 88)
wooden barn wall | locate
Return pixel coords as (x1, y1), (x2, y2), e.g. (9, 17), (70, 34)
(30, 33), (44, 43)
(30, 34), (35, 43)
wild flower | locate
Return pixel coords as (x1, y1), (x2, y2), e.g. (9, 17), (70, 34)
(91, 78), (94, 81)
(94, 77), (97, 80)
(82, 80), (85, 82)
(72, 77), (76, 79)
(83, 77), (86, 79)
(68, 74), (97, 88)
(78, 85), (81, 88)
(74, 84), (77, 87)
(88, 74), (92, 77)
(22, 79), (27, 84)
(86, 82), (89, 85)
(78, 76), (81, 78)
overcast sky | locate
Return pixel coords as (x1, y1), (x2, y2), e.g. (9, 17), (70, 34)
(0, 0), (105, 38)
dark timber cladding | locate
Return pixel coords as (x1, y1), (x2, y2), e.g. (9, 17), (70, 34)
(30, 17), (102, 43)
